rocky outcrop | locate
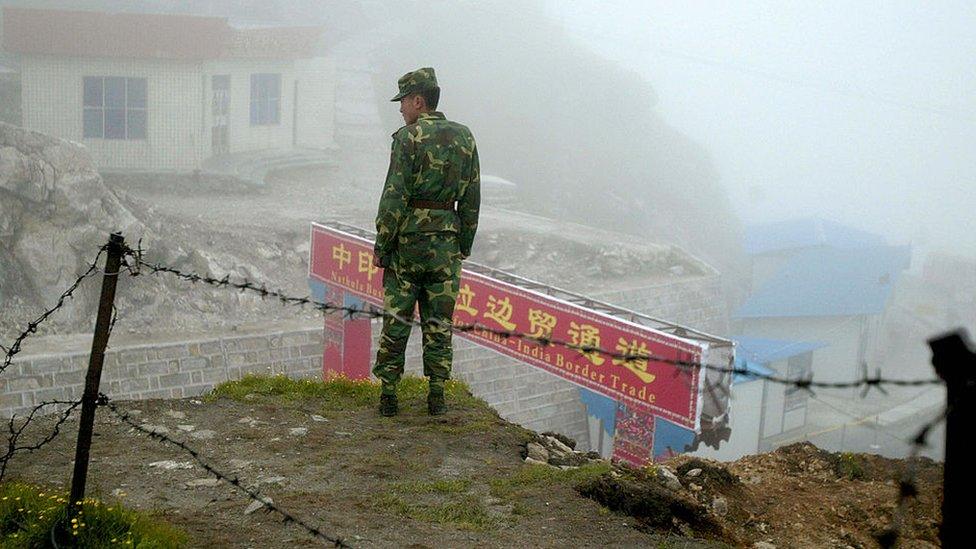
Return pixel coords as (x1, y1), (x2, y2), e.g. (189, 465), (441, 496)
(0, 122), (145, 328)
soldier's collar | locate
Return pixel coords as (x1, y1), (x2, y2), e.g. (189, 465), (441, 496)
(418, 111), (446, 121)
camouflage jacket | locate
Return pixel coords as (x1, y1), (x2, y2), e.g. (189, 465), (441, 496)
(373, 111), (480, 262)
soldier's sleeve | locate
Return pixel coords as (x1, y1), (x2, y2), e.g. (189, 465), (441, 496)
(457, 138), (480, 258)
(374, 129), (415, 261)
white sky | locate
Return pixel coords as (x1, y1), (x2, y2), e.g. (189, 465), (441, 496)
(549, 1), (976, 257)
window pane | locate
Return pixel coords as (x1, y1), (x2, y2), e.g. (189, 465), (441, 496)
(104, 108), (125, 139)
(269, 74), (280, 100)
(83, 108), (103, 137)
(126, 78), (147, 109)
(250, 97), (259, 124)
(83, 77), (102, 107)
(104, 77), (125, 108)
(268, 98), (280, 124)
(127, 109), (146, 139)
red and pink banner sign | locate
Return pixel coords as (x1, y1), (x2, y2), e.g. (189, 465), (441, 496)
(309, 223), (706, 430)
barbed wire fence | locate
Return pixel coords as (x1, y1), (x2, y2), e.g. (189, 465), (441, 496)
(0, 234), (963, 547)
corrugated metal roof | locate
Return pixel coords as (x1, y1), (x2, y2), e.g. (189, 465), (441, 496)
(735, 245), (911, 318)
(744, 217), (885, 256)
(2, 7), (321, 60)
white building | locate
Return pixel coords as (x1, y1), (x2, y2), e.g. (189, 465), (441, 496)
(2, 7), (336, 171)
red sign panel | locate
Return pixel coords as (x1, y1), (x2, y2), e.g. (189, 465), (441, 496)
(309, 223), (705, 430)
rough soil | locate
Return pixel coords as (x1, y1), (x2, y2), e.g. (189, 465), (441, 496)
(4, 387), (722, 548)
(5, 389), (942, 548)
(581, 443), (942, 548)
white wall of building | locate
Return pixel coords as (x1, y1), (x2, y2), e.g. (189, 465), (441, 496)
(294, 56), (337, 150)
(21, 55), (206, 171)
(736, 315), (868, 384)
(693, 379), (764, 461)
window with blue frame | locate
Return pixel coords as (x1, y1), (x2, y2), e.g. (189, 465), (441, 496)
(250, 73), (281, 125)
(83, 77), (147, 139)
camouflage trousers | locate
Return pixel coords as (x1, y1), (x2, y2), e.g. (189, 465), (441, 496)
(373, 232), (462, 396)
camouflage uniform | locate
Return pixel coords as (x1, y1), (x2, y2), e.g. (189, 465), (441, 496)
(372, 67), (481, 401)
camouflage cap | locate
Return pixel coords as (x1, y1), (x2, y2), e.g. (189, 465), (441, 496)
(390, 67), (438, 102)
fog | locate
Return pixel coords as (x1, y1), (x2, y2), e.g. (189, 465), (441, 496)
(555, 0), (976, 259)
(2, 0), (970, 463)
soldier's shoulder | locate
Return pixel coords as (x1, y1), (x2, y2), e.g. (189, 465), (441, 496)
(444, 120), (475, 141)
(391, 124), (415, 141)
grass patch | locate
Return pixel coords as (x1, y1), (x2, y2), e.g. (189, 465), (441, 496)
(833, 452), (866, 480)
(0, 482), (185, 548)
(210, 374), (479, 411)
(391, 479), (472, 494)
(489, 461), (612, 499)
(375, 492), (495, 531)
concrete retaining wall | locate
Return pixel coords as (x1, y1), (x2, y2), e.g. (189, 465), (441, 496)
(1, 329), (323, 418)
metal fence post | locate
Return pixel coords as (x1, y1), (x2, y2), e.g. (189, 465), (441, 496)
(928, 329), (975, 548)
(67, 233), (125, 516)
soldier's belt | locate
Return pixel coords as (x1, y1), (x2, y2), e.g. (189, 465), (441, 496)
(409, 199), (455, 211)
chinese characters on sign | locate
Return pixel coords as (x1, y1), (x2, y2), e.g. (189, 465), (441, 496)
(310, 223), (705, 430)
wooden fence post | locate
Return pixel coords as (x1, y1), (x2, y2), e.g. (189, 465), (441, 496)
(928, 329), (976, 547)
(67, 233), (125, 516)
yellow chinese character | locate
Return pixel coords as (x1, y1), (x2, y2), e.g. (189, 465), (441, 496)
(456, 283), (478, 316)
(332, 244), (351, 270)
(612, 337), (655, 384)
(568, 322), (605, 366)
(484, 295), (517, 331)
(357, 251), (379, 281)
(527, 308), (557, 340)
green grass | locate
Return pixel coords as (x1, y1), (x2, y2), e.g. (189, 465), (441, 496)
(391, 479), (472, 494)
(0, 482), (185, 548)
(375, 492), (496, 531)
(210, 374), (479, 410)
(489, 461), (612, 500)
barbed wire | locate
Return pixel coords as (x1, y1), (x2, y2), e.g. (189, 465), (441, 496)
(97, 394), (351, 547)
(1, 245), (109, 378)
(0, 398), (83, 481)
(120, 246), (944, 394)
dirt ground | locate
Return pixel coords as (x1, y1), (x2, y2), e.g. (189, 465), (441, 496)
(4, 385), (724, 548)
(4, 386), (942, 548)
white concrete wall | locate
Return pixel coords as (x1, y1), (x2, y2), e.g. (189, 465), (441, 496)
(21, 55), (206, 171)
(293, 56), (337, 150)
(206, 59), (298, 153)
(693, 379), (764, 461)
(736, 315), (867, 384)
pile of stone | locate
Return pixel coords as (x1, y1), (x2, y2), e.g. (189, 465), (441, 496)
(522, 432), (603, 469)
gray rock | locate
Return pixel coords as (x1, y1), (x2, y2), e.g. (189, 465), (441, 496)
(655, 466), (683, 491)
(289, 427), (308, 437)
(311, 414), (329, 422)
(149, 460), (193, 470)
(545, 436), (574, 456)
(711, 496), (728, 517)
(228, 459), (252, 470)
(165, 410), (187, 420)
(244, 497), (274, 515)
(140, 424), (169, 434)
(753, 542), (776, 549)
(685, 468), (703, 478)
(190, 429), (216, 440)
(185, 478), (221, 488)
(524, 457), (548, 466)
(176, 424), (196, 432)
(526, 442), (549, 462)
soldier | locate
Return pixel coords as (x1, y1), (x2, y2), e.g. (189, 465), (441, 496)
(372, 67), (480, 417)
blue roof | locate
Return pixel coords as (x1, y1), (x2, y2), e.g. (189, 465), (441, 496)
(735, 245), (911, 318)
(744, 217), (885, 256)
(732, 336), (826, 384)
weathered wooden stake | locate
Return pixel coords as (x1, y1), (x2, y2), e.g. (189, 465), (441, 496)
(928, 329), (976, 548)
(68, 233), (125, 515)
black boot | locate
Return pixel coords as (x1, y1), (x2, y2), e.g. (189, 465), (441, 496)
(427, 391), (446, 416)
(379, 393), (398, 417)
